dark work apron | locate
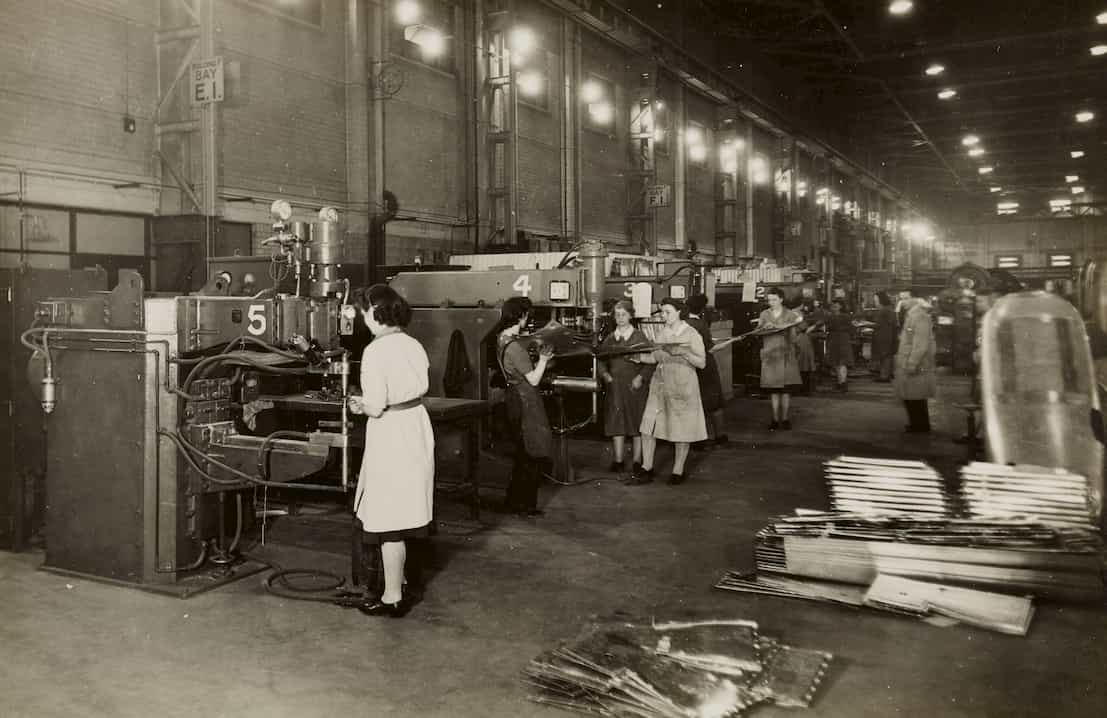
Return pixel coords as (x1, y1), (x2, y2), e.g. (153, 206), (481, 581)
(498, 339), (553, 459)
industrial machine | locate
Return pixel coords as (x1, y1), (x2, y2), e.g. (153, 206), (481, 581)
(1, 266), (108, 551)
(22, 202), (357, 595)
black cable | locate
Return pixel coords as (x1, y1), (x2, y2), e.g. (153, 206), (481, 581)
(256, 430), (311, 480)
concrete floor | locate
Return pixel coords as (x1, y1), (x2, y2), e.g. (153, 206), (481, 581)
(2, 374), (1105, 718)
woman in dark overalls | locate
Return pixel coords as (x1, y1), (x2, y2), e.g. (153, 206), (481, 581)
(496, 297), (554, 516)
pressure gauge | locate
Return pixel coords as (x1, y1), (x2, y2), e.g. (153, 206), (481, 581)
(341, 305), (358, 320)
(318, 206), (340, 223)
(270, 199), (293, 222)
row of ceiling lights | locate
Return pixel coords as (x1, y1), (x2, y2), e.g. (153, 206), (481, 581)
(895, 4), (1106, 215)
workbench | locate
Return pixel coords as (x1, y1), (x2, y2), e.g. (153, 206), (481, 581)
(258, 394), (492, 519)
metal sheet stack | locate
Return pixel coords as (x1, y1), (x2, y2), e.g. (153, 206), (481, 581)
(748, 513), (1104, 602)
(960, 462), (1094, 528)
(825, 456), (951, 516)
(524, 618), (833, 716)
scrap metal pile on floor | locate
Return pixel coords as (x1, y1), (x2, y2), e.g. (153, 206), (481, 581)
(717, 456), (1105, 635)
(525, 618), (832, 717)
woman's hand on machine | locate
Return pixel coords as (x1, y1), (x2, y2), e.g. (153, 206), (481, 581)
(347, 396), (365, 415)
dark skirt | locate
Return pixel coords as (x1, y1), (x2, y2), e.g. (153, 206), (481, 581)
(697, 353), (724, 412)
(362, 522), (433, 545)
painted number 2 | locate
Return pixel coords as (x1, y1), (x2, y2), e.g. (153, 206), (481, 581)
(512, 274), (533, 297)
(246, 304), (267, 336)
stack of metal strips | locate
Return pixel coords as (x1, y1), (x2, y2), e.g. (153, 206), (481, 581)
(825, 456), (951, 516)
(960, 462), (1094, 528)
(751, 513), (1104, 602)
(524, 618), (833, 716)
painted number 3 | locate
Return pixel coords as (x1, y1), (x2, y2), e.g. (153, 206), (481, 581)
(512, 274), (532, 297)
(246, 304), (267, 336)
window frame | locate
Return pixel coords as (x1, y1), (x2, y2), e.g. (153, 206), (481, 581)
(995, 254), (1023, 269)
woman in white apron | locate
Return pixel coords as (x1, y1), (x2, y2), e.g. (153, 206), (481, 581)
(348, 285), (434, 617)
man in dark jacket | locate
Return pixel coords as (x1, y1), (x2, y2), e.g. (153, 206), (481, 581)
(893, 291), (937, 433)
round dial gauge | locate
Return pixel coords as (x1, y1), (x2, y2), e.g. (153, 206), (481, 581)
(270, 199), (293, 222)
(318, 206), (339, 223)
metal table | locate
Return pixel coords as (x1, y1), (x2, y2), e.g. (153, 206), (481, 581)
(258, 394), (492, 519)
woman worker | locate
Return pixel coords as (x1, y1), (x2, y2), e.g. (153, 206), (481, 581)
(758, 287), (802, 430)
(348, 285), (434, 618)
(685, 294), (728, 446)
(629, 297), (707, 486)
(825, 299), (855, 391)
(496, 297), (555, 516)
(599, 300), (655, 474)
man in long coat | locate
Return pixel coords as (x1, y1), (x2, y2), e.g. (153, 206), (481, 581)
(894, 292), (937, 433)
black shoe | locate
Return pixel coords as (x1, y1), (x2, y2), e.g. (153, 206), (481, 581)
(608, 461), (623, 473)
(627, 467), (654, 485)
(781, 420), (792, 430)
(357, 597), (411, 618)
(515, 508), (545, 517)
(667, 472), (686, 485)
(904, 425), (931, 434)
(769, 421), (779, 431)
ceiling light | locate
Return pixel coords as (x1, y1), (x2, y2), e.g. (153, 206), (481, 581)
(404, 25), (446, 56)
(925, 64), (945, 76)
(937, 88), (957, 100)
(1066, 175), (1080, 183)
(588, 102), (613, 125)
(978, 166), (994, 175)
(1093, 45), (1107, 56)
(394, 0), (421, 25)
(962, 134), (980, 146)
(1076, 111), (1095, 123)
(516, 70), (544, 97)
(990, 186), (1002, 193)
(689, 144), (708, 163)
(888, 0), (913, 15)
(1072, 186), (1086, 195)
(510, 26), (537, 58)
(1071, 150), (1085, 159)
(1099, 11), (1107, 24)
(1050, 198), (1072, 211)
(685, 126), (704, 146)
(968, 147), (985, 157)
(580, 80), (604, 104)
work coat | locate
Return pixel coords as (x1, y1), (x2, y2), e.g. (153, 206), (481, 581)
(893, 302), (937, 401)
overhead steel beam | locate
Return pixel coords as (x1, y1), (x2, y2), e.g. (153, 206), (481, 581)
(860, 26), (1107, 63)
(810, 0), (964, 192)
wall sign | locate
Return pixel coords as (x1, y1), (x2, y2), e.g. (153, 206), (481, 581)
(191, 57), (225, 106)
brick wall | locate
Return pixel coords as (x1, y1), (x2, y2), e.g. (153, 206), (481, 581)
(684, 90), (716, 256)
(579, 30), (628, 244)
(219, 1), (349, 204)
(0, 0), (158, 194)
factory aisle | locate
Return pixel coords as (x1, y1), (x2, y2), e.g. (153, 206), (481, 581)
(1, 373), (1104, 718)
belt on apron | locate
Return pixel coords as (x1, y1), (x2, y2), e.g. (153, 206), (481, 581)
(386, 396), (424, 412)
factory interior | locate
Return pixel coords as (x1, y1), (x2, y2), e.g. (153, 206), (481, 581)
(2, 1), (1107, 717)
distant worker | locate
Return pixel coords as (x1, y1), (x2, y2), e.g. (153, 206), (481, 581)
(793, 310), (818, 396)
(758, 288), (802, 429)
(871, 291), (897, 382)
(894, 289), (937, 433)
(496, 297), (555, 516)
(825, 299), (854, 392)
(599, 300), (655, 475)
(631, 297), (707, 486)
(347, 285), (433, 618)
(685, 294), (729, 447)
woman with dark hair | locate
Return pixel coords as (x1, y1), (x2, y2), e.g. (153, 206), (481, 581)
(758, 287), (802, 429)
(872, 291), (897, 382)
(347, 284), (433, 618)
(598, 300), (654, 474)
(631, 297), (707, 486)
(684, 294), (728, 446)
(496, 296), (554, 516)
(825, 299), (855, 391)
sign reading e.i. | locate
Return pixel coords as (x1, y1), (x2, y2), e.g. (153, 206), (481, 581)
(190, 57), (224, 106)
(644, 184), (671, 208)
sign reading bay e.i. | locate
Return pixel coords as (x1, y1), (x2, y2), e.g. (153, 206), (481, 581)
(644, 184), (671, 208)
(191, 57), (224, 106)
